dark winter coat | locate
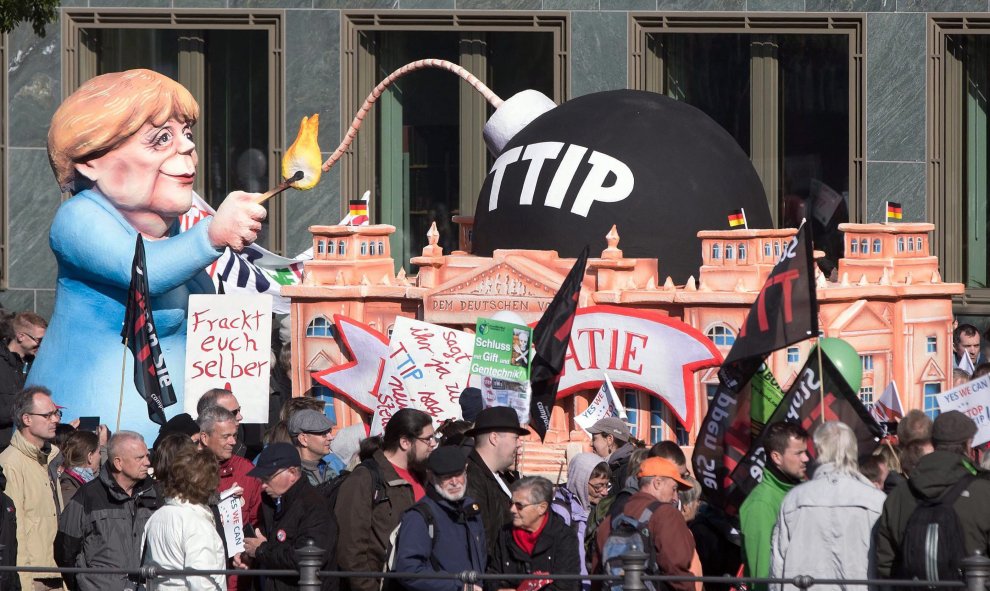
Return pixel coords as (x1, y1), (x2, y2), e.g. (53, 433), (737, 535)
(466, 450), (515, 554)
(488, 511), (581, 591)
(392, 488), (487, 591)
(0, 346), (25, 449)
(256, 475), (336, 591)
(876, 450), (990, 577)
(54, 462), (160, 591)
(335, 450), (418, 591)
(0, 465), (20, 590)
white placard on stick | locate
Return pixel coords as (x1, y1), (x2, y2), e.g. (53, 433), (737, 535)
(937, 374), (990, 446)
(184, 294), (272, 423)
(217, 487), (245, 557)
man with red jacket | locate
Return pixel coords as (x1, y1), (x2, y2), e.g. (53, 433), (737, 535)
(593, 457), (696, 591)
(199, 405), (262, 591)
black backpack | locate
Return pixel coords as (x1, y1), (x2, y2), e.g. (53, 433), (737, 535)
(895, 474), (975, 584)
(317, 457), (389, 510)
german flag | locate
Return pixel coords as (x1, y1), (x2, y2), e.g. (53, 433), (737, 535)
(886, 201), (902, 222)
(728, 208), (747, 229)
(349, 199), (369, 226)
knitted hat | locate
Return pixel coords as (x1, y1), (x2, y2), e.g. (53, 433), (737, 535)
(459, 387), (484, 423)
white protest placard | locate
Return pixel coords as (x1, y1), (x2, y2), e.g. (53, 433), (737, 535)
(937, 374), (990, 446)
(217, 487), (245, 557)
(184, 294), (273, 423)
(370, 317), (474, 435)
(575, 374), (627, 432)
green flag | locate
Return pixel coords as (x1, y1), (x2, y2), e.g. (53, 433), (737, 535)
(749, 364), (784, 436)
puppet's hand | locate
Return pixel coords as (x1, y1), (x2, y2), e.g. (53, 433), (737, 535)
(209, 191), (267, 251)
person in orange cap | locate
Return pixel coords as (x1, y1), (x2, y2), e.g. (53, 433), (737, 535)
(592, 457), (696, 591)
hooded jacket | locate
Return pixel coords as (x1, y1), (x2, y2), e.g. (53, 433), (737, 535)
(875, 450), (990, 577)
(551, 452), (601, 588)
(769, 463), (886, 591)
(56, 462), (160, 591)
(488, 510), (581, 591)
(739, 466), (797, 590)
(0, 429), (62, 590)
(392, 486), (487, 591)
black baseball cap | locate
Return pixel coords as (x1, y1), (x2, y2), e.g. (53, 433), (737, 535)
(248, 442), (301, 479)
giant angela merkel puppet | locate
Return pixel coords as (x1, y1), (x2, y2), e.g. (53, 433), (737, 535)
(29, 69), (265, 440)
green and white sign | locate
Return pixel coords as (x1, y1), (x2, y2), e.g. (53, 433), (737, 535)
(471, 318), (532, 382)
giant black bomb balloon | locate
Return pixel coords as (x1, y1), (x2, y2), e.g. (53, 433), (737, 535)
(472, 89), (772, 283)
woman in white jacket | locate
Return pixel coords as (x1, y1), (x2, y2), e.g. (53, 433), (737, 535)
(769, 421), (887, 591)
(143, 448), (227, 590)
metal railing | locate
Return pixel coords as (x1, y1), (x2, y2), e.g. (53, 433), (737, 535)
(1, 545), (989, 591)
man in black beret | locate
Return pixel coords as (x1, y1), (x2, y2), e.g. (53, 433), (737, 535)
(391, 446), (487, 591)
(464, 406), (529, 552)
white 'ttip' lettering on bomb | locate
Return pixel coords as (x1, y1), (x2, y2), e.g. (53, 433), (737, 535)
(486, 141), (635, 217)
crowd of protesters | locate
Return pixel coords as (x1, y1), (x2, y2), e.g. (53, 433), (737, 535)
(0, 309), (989, 591)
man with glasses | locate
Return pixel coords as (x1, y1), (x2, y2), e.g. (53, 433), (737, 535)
(0, 386), (63, 590)
(392, 446), (486, 591)
(236, 442), (335, 591)
(0, 312), (48, 450)
(464, 406), (528, 553)
(336, 408), (435, 591)
(289, 409), (338, 486)
(199, 405), (262, 591)
(196, 387), (248, 458)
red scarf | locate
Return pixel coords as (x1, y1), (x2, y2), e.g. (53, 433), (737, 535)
(512, 513), (549, 555)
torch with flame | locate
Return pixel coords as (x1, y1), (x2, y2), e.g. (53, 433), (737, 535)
(256, 113), (322, 203)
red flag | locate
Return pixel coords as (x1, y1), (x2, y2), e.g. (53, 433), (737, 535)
(529, 246), (589, 440)
(120, 235), (177, 425)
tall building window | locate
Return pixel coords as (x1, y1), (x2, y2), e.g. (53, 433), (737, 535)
(924, 383), (941, 419)
(712, 243), (721, 260)
(787, 347), (800, 363)
(764, 242), (772, 257)
(861, 354), (874, 371)
(897, 237), (905, 252)
(725, 244), (734, 260)
(310, 382), (339, 425)
(927, 336), (938, 353)
(64, 12), (284, 252)
(306, 316), (337, 338)
(649, 397), (664, 445)
(850, 239), (858, 254)
(633, 15), (864, 272)
(706, 325), (736, 347)
(343, 14), (567, 271)
(624, 390), (640, 438)
(859, 385), (874, 406)
(317, 240), (326, 255)
(738, 243), (747, 260)
(873, 239), (882, 254)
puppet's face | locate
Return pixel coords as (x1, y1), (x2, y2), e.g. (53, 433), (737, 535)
(75, 118), (198, 221)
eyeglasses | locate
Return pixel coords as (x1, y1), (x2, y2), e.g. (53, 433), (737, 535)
(28, 409), (62, 421)
(229, 407), (242, 416)
(416, 435), (439, 447)
(510, 501), (543, 511)
(19, 333), (42, 346)
(588, 481), (611, 493)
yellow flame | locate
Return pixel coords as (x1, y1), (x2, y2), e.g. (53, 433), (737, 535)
(282, 114), (322, 190)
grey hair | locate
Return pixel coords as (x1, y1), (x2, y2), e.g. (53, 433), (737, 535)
(196, 388), (233, 416)
(197, 406), (237, 434)
(813, 421), (859, 473)
(510, 475), (554, 505)
(108, 431), (145, 461)
(678, 476), (702, 506)
(12, 386), (52, 429)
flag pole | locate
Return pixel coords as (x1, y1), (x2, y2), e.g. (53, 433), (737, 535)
(117, 338), (128, 433)
(742, 207), (748, 230)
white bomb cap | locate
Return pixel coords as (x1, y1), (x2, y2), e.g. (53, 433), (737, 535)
(483, 89), (556, 156)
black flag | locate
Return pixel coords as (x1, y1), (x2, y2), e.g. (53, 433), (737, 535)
(727, 351), (883, 498)
(120, 235), (177, 425)
(692, 222), (819, 510)
(529, 245), (589, 441)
